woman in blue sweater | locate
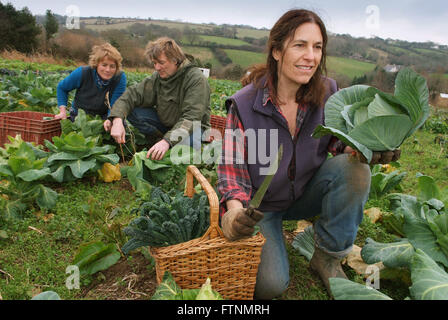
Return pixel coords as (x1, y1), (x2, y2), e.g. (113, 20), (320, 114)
(55, 43), (127, 130)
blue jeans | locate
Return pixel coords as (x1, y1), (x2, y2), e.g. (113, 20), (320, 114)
(254, 154), (371, 299)
(127, 107), (169, 136)
(127, 107), (202, 149)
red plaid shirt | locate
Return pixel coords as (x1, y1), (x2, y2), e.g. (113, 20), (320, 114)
(217, 87), (346, 217)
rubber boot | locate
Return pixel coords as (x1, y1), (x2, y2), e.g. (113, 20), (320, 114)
(310, 246), (348, 297)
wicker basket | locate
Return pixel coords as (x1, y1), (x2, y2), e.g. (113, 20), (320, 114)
(149, 165), (266, 300)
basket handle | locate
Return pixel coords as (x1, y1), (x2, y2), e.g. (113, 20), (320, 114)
(185, 165), (223, 239)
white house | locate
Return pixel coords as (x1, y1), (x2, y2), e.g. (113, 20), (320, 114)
(440, 93), (448, 99)
(384, 64), (402, 73)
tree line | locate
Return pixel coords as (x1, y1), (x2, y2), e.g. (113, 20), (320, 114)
(0, 2), (59, 53)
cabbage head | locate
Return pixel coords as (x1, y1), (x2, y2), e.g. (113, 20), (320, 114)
(312, 68), (430, 163)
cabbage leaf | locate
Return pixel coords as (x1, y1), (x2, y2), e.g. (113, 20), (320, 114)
(313, 68), (430, 163)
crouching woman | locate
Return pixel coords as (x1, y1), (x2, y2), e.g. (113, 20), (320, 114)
(217, 9), (400, 299)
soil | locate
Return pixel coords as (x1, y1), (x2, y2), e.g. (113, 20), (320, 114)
(78, 252), (158, 300)
(283, 230), (300, 244)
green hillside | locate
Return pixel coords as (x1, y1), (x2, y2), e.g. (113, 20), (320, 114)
(82, 18), (269, 40)
(326, 56), (376, 79)
(78, 17), (447, 81)
(182, 45), (222, 68)
(198, 35), (251, 46)
(235, 27), (269, 39)
(224, 49), (266, 68)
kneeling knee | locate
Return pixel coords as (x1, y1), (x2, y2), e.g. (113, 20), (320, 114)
(254, 277), (289, 300)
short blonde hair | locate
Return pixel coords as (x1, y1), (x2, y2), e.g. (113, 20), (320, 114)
(145, 37), (186, 66)
(88, 43), (123, 72)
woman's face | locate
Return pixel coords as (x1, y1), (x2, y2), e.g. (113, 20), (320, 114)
(96, 57), (117, 80)
(273, 22), (323, 90)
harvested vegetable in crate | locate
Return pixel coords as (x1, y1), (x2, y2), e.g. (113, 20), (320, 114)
(121, 187), (210, 254)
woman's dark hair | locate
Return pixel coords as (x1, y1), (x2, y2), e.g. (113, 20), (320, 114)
(241, 9), (328, 107)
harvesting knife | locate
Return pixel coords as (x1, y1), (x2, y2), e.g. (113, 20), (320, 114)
(246, 144), (283, 218)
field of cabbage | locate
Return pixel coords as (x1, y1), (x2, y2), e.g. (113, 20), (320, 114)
(0, 59), (240, 117)
(0, 58), (448, 301)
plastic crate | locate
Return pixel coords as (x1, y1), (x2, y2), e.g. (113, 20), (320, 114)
(0, 111), (61, 147)
(209, 115), (226, 141)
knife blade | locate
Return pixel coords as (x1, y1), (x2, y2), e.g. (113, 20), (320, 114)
(246, 144), (283, 218)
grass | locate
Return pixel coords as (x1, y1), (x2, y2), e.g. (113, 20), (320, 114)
(0, 179), (138, 300)
(223, 49), (266, 68)
(327, 56), (376, 79)
(235, 27), (270, 40)
(0, 51), (80, 72)
(398, 129), (448, 193)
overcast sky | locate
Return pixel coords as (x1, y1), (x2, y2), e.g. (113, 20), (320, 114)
(4, 0), (448, 45)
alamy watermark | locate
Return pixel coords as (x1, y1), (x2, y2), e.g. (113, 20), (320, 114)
(66, 5), (80, 30)
(365, 5), (381, 30)
(167, 121), (280, 175)
(66, 265), (80, 290)
(365, 265), (380, 290)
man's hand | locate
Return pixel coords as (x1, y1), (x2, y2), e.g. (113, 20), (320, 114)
(103, 119), (112, 132)
(110, 118), (126, 144)
(146, 139), (170, 161)
(344, 146), (401, 165)
(221, 207), (264, 241)
(54, 106), (67, 120)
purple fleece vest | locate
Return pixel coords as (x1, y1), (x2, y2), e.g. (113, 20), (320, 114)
(228, 77), (338, 212)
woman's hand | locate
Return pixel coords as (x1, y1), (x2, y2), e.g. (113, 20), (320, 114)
(110, 118), (126, 144)
(344, 146), (401, 165)
(221, 207), (264, 241)
(146, 139), (170, 161)
(103, 119), (112, 132)
(54, 106), (68, 120)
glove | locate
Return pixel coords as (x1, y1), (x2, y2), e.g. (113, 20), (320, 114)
(369, 150), (401, 164)
(221, 207), (264, 241)
(357, 149), (401, 165)
(346, 146), (401, 165)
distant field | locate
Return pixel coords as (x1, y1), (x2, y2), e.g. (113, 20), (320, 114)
(326, 56), (376, 79)
(223, 49), (266, 68)
(182, 45), (222, 68)
(198, 35), (251, 46)
(414, 48), (448, 58)
(81, 18), (269, 40)
(367, 48), (388, 58)
(83, 18), (215, 33)
(387, 46), (419, 57)
(235, 28), (269, 39)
